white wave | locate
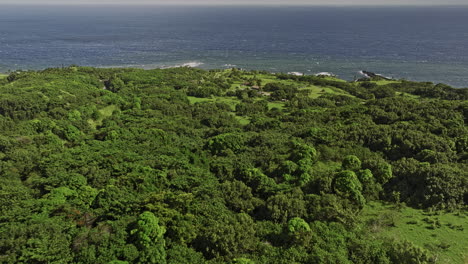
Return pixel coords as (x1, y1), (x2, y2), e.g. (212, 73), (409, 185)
(376, 73), (393, 79)
(288, 72), (303, 76)
(161, 61), (204, 69)
(358, 71), (369, 77)
(180, 61), (204, 67)
(96, 62), (204, 70)
(223, 64), (237, 68)
(315, 72), (335, 77)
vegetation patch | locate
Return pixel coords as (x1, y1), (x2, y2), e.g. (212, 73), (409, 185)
(0, 66), (466, 264)
(361, 202), (468, 263)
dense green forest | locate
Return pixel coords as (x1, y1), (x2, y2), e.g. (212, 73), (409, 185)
(0, 66), (466, 264)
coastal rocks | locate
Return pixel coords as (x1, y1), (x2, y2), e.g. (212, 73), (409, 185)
(359, 71), (392, 81)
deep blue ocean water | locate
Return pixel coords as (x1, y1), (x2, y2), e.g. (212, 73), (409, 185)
(1, 5), (468, 87)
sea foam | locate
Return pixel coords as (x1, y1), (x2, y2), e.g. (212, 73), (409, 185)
(288, 72), (303, 76)
(180, 61), (204, 68)
(160, 61), (204, 69)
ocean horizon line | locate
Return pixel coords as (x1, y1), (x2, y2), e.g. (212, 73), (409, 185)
(1, 4), (468, 7)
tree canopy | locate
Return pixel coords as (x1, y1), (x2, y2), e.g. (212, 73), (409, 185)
(0, 66), (466, 263)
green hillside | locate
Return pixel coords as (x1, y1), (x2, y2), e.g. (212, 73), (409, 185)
(0, 66), (466, 264)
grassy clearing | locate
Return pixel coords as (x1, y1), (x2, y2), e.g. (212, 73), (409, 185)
(360, 202), (468, 264)
(371, 80), (402, 85)
(187, 96), (212, 104)
(88, 104), (118, 129)
(230, 82), (244, 90)
(322, 76), (348, 82)
(87, 119), (99, 130)
(0, 74), (8, 79)
(301, 86), (330, 99)
(254, 75), (353, 99)
(396, 92), (420, 99)
(236, 72), (301, 87)
(226, 71), (354, 100)
(99, 104), (118, 117)
(300, 85), (353, 99)
(192, 69), (356, 113)
(235, 115), (250, 125)
(187, 94), (286, 122)
(267, 101), (285, 110)
(188, 95), (286, 112)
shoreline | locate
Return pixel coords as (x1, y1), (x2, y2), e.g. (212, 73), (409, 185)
(1, 64), (466, 88)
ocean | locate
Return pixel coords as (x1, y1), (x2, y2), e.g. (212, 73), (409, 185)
(1, 5), (468, 87)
